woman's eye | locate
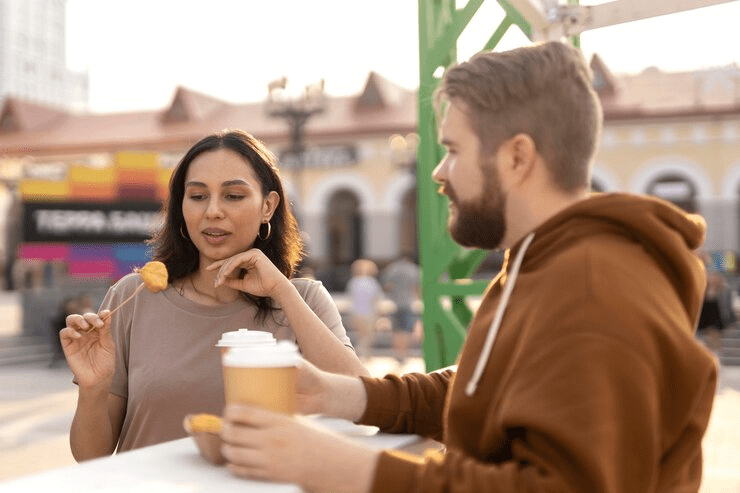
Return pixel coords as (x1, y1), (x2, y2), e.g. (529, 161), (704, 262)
(225, 193), (245, 201)
(188, 194), (207, 201)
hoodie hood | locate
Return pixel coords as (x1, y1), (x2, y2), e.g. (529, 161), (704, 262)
(464, 192), (707, 397)
(523, 192), (707, 323)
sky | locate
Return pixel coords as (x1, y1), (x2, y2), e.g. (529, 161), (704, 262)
(65, 0), (740, 114)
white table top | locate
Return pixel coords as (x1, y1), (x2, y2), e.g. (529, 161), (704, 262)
(0, 417), (420, 493)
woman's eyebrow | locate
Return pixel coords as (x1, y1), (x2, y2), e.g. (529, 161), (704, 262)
(222, 179), (250, 187)
(185, 179), (251, 188)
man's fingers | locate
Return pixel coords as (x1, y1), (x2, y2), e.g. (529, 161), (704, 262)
(225, 462), (270, 481)
(223, 403), (282, 427)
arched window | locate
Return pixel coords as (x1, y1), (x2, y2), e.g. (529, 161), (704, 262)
(400, 188), (418, 261)
(326, 190), (362, 266)
(590, 179), (605, 193)
(647, 174), (697, 212)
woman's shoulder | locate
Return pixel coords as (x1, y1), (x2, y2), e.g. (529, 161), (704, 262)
(109, 272), (145, 295)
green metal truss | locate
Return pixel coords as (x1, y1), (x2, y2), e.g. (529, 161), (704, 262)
(416, 0), (581, 370)
(415, 0), (534, 371)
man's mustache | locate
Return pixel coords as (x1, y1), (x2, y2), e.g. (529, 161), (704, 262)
(439, 184), (458, 203)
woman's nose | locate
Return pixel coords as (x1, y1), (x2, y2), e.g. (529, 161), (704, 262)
(205, 198), (225, 218)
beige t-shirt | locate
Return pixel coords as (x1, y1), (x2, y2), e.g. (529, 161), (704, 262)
(100, 274), (351, 452)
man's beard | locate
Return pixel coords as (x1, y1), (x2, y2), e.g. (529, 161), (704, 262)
(445, 166), (506, 250)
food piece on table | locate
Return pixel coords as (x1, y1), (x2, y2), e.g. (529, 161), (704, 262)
(183, 414), (226, 466)
(136, 261), (168, 292)
(187, 413), (223, 433)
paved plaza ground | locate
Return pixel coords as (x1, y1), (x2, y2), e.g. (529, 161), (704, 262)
(0, 358), (738, 491)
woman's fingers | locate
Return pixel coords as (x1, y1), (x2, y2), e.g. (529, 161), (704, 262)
(59, 326), (82, 343)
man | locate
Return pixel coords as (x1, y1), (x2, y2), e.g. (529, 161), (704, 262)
(220, 41), (717, 493)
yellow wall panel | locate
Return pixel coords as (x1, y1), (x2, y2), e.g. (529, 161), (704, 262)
(115, 152), (158, 170)
(68, 166), (116, 185)
(157, 168), (173, 200)
(20, 180), (70, 200)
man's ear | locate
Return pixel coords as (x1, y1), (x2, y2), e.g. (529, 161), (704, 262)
(500, 133), (537, 184)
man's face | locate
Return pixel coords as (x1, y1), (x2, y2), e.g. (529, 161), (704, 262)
(433, 100), (507, 250)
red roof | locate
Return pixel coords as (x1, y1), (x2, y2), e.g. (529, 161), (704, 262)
(0, 73), (418, 157)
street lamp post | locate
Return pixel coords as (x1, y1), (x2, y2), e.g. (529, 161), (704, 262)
(266, 78), (326, 204)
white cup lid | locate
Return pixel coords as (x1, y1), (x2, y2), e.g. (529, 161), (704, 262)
(216, 329), (276, 347)
(222, 341), (301, 368)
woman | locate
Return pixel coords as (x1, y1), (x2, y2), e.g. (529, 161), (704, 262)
(60, 130), (368, 461)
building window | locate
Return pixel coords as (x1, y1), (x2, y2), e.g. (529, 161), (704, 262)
(400, 188), (418, 260)
(326, 190), (362, 266)
(647, 174), (697, 212)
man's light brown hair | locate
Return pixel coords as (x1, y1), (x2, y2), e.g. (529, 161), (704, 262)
(435, 41), (602, 192)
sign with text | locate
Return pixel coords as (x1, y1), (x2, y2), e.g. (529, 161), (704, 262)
(23, 201), (163, 243)
(279, 145), (357, 169)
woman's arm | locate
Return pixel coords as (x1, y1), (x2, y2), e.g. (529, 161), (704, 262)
(60, 310), (127, 461)
(70, 390), (126, 460)
(273, 280), (369, 377)
(209, 249), (369, 377)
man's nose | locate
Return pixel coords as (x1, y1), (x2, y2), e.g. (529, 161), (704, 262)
(432, 157), (447, 184)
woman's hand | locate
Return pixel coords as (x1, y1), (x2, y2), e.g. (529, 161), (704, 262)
(59, 310), (116, 390)
(221, 404), (378, 493)
(208, 249), (290, 301)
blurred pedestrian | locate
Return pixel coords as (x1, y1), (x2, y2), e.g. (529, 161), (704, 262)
(697, 251), (729, 354)
(381, 254), (421, 364)
(345, 259), (383, 360)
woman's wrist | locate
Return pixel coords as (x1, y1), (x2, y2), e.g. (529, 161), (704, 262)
(270, 277), (299, 305)
(324, 373), (368, 422)
(77, 378), (113, 399)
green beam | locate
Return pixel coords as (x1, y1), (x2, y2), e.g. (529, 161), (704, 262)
(417, 0), (532, 370)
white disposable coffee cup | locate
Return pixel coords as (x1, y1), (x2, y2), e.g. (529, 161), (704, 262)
(216, 329), (276, 356)
(222, 341), (301, 414)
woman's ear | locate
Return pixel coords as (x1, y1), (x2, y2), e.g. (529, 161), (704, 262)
(263, 191), (280, 221)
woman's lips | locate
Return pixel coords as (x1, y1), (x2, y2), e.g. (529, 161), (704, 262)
(202, 229), (229, 245)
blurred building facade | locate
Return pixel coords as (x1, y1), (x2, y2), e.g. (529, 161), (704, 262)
(1, 58), (740, 334)
(0, 0), (88, 110)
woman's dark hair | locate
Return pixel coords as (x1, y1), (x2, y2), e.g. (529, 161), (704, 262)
(148, 129), (303, 321)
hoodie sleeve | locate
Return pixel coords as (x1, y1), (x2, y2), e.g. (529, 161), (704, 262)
(358, 369), (453, 441)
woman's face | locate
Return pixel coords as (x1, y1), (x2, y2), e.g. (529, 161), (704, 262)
(182, 148), (279, 266)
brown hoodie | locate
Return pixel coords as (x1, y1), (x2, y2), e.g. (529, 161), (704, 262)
(359, 193), (717, 493)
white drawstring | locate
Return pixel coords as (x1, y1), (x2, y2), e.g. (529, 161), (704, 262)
(465, 232), (535, 397)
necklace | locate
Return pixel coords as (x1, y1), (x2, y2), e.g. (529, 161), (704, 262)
(190, 277), (210, 298)
(175, 276), (209, 298)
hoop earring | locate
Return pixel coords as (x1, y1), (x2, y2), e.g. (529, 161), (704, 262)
(180, 226), (189, 240)
(258, 221), (272, 241)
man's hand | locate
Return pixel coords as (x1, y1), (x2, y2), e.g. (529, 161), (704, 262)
(296, 359), (368, 421)
(221, 404), (379, 493)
